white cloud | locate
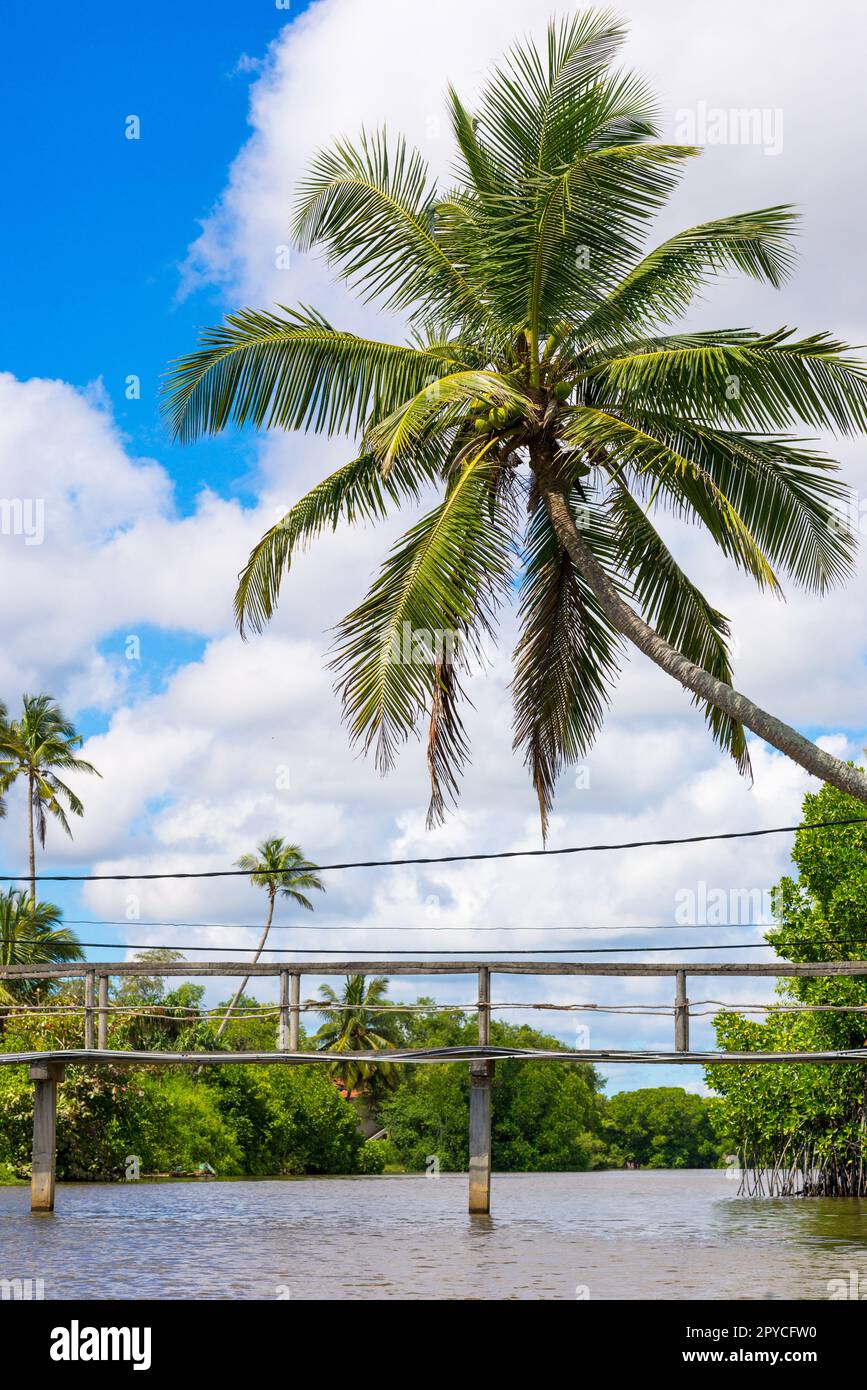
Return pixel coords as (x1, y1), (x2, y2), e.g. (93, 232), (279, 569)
(0, 373), (271, 700)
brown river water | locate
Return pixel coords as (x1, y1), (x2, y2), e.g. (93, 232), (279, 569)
(2, 1170), (866, 1300)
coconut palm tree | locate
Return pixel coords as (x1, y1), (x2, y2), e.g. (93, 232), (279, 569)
(314, 974), (403, 1099)
(164, 11), (867, 836)
(0, 889), (83, 1004)
(0, 695), (100, 900)
(215, 838), (323, 1040)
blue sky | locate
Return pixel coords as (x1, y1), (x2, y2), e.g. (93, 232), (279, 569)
(0, 1), (307, 930)
(0, 0), (308, 514)
(2, 0), (866, 1091)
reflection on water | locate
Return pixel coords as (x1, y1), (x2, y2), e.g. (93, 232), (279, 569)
(1, 1170), (866, 1300)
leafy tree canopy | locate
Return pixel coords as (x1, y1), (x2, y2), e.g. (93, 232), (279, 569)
(602, 1086), (723, 1169)
(709, 779), (867, 1192)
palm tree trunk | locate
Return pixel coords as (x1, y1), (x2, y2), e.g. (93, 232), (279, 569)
(538, 472), (867, 804)
(27, 773), (36, 904)
(214, 890), (276, 1041)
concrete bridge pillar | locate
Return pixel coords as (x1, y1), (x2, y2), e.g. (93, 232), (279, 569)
(29, 1061), (64, 1213)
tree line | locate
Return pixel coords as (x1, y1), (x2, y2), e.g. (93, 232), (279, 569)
(709, 780), (867, 1196)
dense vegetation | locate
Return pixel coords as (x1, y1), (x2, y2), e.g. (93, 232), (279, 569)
(0, 968), (724, 1180)
(378, 1008), (608, 1172)
(603, 1087), (722, 1169)
(708, 781), (867, 1195)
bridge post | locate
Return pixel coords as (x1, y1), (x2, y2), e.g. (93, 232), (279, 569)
(84, 970), (95, 1050)
(477, 965), (491, 1049)
(469, 1063), (492, 1213)
(278, 970), (290, 1051)
(289, 972), (301, 1051)
(675, 970), (689, 1052)
(469, 967), (492, 1214)
(29, 1062), (64, 1212)
(97, 974), (109, 1049)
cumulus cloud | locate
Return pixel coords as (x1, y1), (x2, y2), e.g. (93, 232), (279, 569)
(0, 373), (269, 699)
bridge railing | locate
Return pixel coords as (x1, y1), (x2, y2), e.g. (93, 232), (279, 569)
(4, 956), (867, 1058)
(5, 958), (867, 1214)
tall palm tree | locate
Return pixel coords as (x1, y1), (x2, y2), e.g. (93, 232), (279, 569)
(315, 975), (403, 1099)
(215, 837), (323, 1040)
(0, 695), (100, 900)
(0, 889), (83, 1004)
(164, 11), (867, 836)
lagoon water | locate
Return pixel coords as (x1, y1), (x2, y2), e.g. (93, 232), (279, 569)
(2, 1170), (867, 1300)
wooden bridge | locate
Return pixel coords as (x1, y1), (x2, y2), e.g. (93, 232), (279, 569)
(3, 956), (867, 1216)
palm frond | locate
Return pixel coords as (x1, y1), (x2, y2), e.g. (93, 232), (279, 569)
(425, 654), (471, 829)
(331, 447), (515, 773)
(235, 448), (442, 635)
(474, 11), (630, 177)
(292, 129), (488, 330)
(513, 494), (622, 837)
(616, 414), (856, 593)
(367, 369), (528, 471)
(446, 86), (505, 199)
(522, 142), (698, 352)
(608, 482), (749, 773)
(163, 305), (468, 443)
(587, 329), (867, 435)
(562, 406), (781, 589)
(443, 14), (688, 338)
(580, 208), (799, 341)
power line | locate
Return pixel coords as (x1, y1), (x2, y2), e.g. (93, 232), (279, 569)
(4, 814), (866, 882)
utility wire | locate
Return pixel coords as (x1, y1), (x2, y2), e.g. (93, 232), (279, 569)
(4, 814), (866, 882)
